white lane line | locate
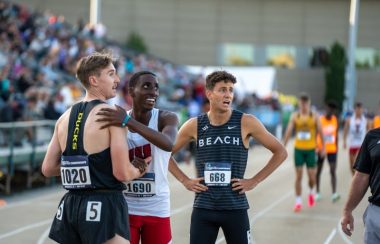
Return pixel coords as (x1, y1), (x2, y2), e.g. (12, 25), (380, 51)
(0, 190), (64, 211)
(36, 227), (50, 244)
(171, 203), (193, 216)
(215, 191), (292, 244)
(0, 219), (51, 240)
(250, 191), (292, 224)
(337, 220), (354, 244)
(31, 203), (192, 244)
(3, 197), (190, 242)
(324, 228), (337, 244)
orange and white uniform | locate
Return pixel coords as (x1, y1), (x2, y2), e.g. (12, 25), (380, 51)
(317, 114), (338, 154)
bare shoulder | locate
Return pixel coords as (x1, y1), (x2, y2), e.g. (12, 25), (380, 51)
(159, 110), (179, 121)
(183, 117), (197, 128)
(91, 102), (114, 112)
(87, 102), (115, 120)
(178, 117), (197, 139)
(241, 113), (265, 135)
(56, 108), (71, 129)
(241, 113), (260, 126)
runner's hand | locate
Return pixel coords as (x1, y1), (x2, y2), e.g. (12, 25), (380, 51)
(132, 156), (151, 175)
(182, 178), (208, 193)
(231, 178), (258, 194)
(96, 105), (127, 129)
(341, 213), (354, 236)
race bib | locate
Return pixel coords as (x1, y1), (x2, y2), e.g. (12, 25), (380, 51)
(324, 134), (335, 143)
(297, 131), (311, 140)
(124, 172), (156, 197)
(204, 162), (232, 186)
(61, 155), (92, 189)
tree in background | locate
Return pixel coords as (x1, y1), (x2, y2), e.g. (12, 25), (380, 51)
(324, 42), (346, 113)
(126, 31), (148, 53)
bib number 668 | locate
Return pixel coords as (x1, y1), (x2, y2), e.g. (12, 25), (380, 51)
(209, 172), (226, 182)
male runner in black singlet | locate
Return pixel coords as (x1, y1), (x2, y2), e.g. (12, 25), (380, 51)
(169, 70), (287, 244)
(42, 52), (147, 244)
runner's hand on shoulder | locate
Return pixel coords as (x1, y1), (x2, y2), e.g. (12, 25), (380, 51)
(231, 178), (258, 194)
(183, 177), (208, 193)
(132, 156), (151, 175)
(96, 105), (127, 129)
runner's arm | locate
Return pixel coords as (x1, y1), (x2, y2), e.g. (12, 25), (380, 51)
(41, 121), (62, 177)
(315, 114), (325, 155)
(341, 171), (369, 236)
(233, 115), (287, 191)
(96, 106), (178, 151)
(283, 113), (295, 146)
(110, 126), (145, 182)
(342, 118), (349, 148)
(169, 118), (207, 192)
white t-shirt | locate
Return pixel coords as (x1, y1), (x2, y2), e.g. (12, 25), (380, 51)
(124, 108), (171, 217)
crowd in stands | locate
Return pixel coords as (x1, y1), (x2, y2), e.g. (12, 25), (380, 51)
(0, 0), (282, 132)
(0, 1), (201, 124)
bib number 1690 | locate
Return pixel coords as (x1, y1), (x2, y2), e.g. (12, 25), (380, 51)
(126, 182), (152, 193)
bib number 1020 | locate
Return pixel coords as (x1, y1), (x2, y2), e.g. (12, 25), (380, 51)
(61, 168), (87, 184)
(60, 166), (91, 188)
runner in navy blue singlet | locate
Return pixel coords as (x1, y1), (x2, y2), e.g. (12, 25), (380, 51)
(169, 70), (288, 244)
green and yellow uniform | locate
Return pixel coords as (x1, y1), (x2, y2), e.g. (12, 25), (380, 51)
(294, 112), (317, 168)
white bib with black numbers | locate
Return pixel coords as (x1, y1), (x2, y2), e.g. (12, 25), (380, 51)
(297, 131), (311, 140)
(324, 134), (335, 143)
(60, 155), (92, 189)
(124, 172), (156, 197)
(204, 162), (232, 186)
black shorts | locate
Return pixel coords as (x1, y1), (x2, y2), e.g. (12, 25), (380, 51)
(49, 190), (130, 244)
(318, 153), (337, 164)
(190, 208), (251, 244)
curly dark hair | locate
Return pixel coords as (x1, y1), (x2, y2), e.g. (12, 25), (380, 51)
(205, 70), (236, 90)
(128, 71), (157, 88)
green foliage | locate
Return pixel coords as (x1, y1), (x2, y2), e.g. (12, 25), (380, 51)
(126, 31), (148, 53)
(324, 42), (346, 112)
(374, 51), (380, 67)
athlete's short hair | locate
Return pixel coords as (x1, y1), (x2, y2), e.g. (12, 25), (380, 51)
(205, 70), (236, 90)
(326, 100), (337, 110)
(299, 92), (310, 102)
(128, 71), (157, 88)
(354, 102), (363, 108)
(76, 51), (115, 88)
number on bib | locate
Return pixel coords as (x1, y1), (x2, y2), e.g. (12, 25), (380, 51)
(60, 155), (92, 189)
(297, 131), (311, 140)
(324, 134), (335, 143)
(124, 172), (156, 197)
(204, 162), (232, 186)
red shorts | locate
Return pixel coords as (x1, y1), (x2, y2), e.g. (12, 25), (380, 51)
(129, 214), (172, 244)
(349, 147), (361, 155)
